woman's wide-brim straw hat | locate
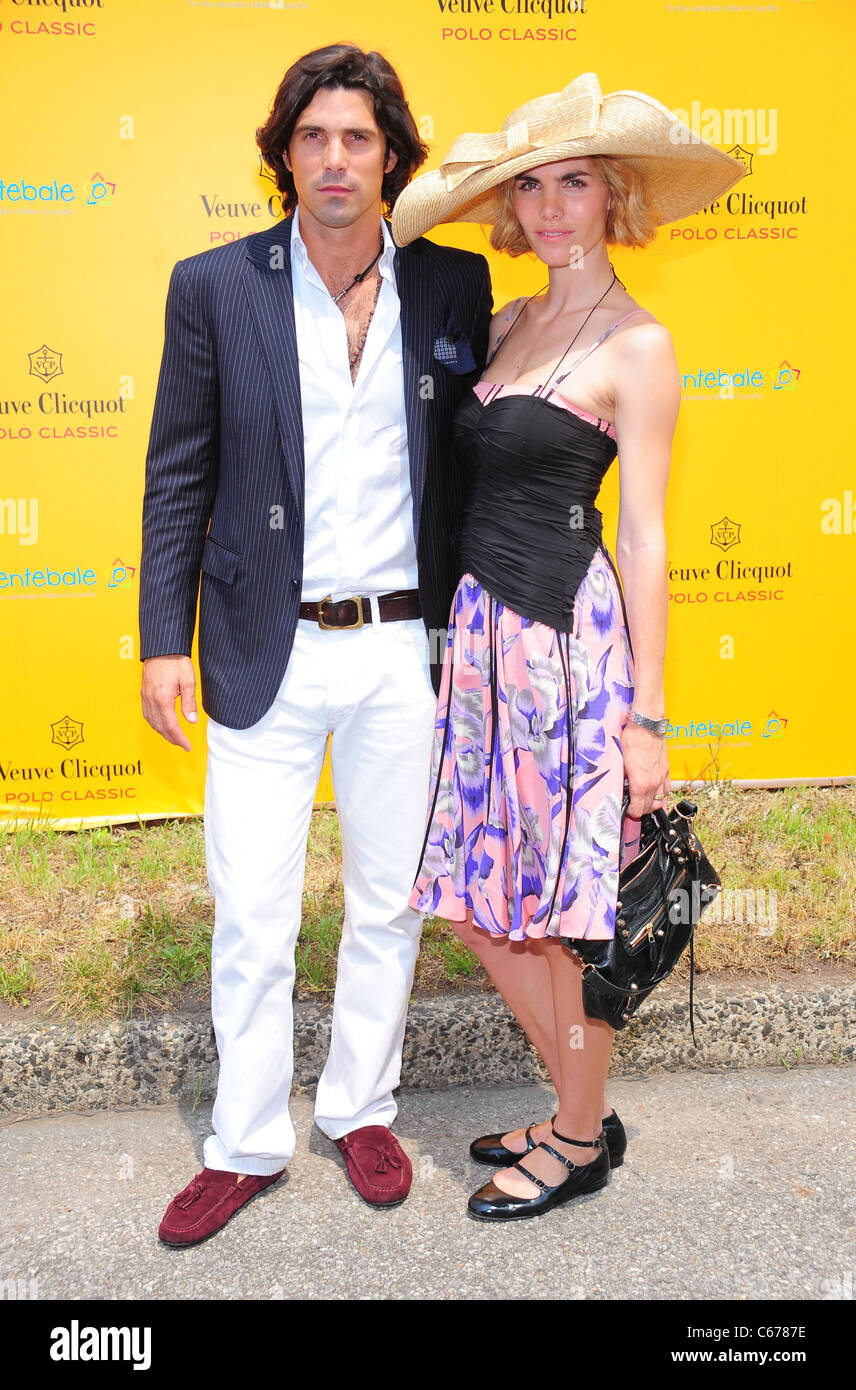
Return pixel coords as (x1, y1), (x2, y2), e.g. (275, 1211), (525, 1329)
(391, 71), (748, 246)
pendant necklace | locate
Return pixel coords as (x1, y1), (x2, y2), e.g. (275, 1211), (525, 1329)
(332, 239), (384, 305)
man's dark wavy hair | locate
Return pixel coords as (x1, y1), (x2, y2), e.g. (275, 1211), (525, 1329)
(256, 44), (429, 217)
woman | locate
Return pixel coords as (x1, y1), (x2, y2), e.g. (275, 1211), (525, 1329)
(391, 73), (746, 1222)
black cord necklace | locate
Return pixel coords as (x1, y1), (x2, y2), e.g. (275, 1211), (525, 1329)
(331, 239), (384, 305)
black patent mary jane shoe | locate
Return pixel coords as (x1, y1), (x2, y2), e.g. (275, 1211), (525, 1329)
(469, 1121), (544, 1168)
(467, 1126), (611, 1223)
(471, 1109), (627, 1170)
(603, 1109), (627, 1168)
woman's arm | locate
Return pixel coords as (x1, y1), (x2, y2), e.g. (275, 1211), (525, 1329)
(611, 321), (681, 810)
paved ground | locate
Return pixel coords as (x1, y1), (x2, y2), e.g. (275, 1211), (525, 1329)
(2, 1065), (854, 1301)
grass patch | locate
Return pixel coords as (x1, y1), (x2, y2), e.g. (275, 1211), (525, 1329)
(1, 784), (854, 1021)
(295, 891), (343, 993)
(0, 953), (34, 1006)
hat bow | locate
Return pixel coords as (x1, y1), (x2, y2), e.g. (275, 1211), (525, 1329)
(438, 73), (603, 192)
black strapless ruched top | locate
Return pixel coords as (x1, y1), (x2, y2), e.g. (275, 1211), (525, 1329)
(453, 388), (619, 632)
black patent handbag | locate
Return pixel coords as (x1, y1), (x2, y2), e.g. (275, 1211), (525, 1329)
(564, 789), (722, 1044)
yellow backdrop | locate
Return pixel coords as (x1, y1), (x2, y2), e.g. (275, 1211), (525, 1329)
(2, 0), (852, 827)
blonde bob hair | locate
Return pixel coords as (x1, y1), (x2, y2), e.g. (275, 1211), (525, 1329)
(490, 155), (658, 256)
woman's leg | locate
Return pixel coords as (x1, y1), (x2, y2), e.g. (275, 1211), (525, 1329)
(490, 942), (614, 1197)
(447, 914), (614, 1151)
(451, 911), (562, 1086)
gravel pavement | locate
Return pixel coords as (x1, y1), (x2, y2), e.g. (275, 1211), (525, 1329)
(2, 1065), (854, 1302)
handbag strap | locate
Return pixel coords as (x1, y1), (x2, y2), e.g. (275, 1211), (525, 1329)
(621, 786), (685, 839)
(618, 784), (700, 1046)
(584, 954), (698, 1047)
(689, 929), (696, 1047)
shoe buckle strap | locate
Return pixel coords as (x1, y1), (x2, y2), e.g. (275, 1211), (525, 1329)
(551, 1127), (603, 1149)
(537, 1141), (577, 1172)
(514, 1162), (550, 1193)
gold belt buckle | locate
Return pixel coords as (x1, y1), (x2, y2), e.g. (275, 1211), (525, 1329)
(317, 594), (365, 630)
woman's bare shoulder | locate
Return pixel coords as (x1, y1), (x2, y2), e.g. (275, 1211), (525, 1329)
(612, 298), (659, 324)
(610, 306), (681, 429)
(610, 305), (675, 360)
(614, 301), (668, 334)
(493, 296), (524, 322)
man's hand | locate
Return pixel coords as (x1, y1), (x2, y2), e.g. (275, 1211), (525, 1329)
(141, 656), (198, 751)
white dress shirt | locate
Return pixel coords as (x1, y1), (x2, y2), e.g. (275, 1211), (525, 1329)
(290, 207), (417, 603)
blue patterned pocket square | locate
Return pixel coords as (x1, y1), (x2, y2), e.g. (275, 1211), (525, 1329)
(433, 314), (476, 375)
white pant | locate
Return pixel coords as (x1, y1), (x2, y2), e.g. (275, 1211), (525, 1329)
(201, 614), (438, 1176)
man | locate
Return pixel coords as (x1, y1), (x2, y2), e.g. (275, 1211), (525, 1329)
(139, 43), (491, 1246)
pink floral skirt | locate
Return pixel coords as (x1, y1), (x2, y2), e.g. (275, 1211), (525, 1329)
(408, 545), (643, 941)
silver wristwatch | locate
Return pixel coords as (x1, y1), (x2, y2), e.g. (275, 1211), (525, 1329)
(628, 708), (669, 737)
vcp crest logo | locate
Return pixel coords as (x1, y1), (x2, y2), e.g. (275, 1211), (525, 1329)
(28, 345), (63, 383)
(726, 145), (753, 174)
(51, 716), (84, 751)
(710, 517), (741, 551)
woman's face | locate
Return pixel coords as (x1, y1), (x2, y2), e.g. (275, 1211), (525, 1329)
(511, 157), (609, 265)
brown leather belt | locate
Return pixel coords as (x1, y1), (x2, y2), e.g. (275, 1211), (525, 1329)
(298, 589), (421, 630)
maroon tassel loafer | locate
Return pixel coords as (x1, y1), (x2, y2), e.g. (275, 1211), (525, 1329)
(158, 1166), (286, 1248)
(334, 1125), (413, 1206)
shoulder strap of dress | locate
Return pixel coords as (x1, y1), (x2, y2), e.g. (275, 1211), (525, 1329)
(545, 308), (649, 397)
(608, 308), (650, 331)
(485, 296), (528, 367)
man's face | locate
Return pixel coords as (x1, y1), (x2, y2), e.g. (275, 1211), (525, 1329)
(284, 84), (397, 229)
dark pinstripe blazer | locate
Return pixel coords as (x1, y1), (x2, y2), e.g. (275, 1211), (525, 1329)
(139, 214), (492, 729)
